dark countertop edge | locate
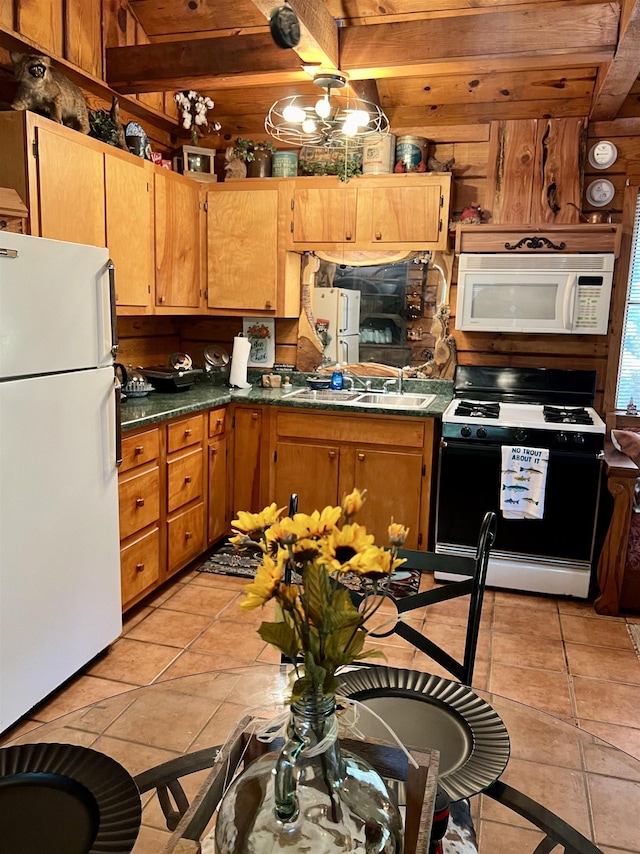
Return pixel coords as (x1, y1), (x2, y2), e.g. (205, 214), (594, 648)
(122, 382), (453, 432)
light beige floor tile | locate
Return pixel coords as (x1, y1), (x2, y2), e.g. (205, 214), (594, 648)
(125, 607), (210, 648)
(573, 676), (640, 728)
(190, 619), (269, 661)
(155, 650), (249, 681)
(492, 603), (562, 639)
(489, 662), (573, 718)
(160, 584), (239, 617)
(87, 637), (180, 685)
(491, 630), (567, 672)
(478, 818), (545, 852)
(589, 775), (640, 851)
(493, 590), (559, 612)
(565, 642), (640, 684)
(560, 614), (635, 649)
(28, 675), (132, 722)
(577, 718), (640, 761)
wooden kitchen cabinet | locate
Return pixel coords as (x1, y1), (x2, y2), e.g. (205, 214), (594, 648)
(271, 409), (436, 548)
(288, 174), (451, 252)
(106, 151), (154, 312)
(206, 180), (301, 317)
(0, 111), (106, 247)
(165, 413), (205, 575)
(231, 405), (265, 515)
(118, 427), (162, 609)
(155, 169), (202, 311)
(208, 408), (230, 545)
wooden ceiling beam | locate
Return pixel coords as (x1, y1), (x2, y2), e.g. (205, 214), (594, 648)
(248, 0), (339, 69)
(589, 0), (640, 121)
(339, 4), (619, 77)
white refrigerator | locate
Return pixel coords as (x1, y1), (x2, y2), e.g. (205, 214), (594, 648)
(313, 287), (361, 364)
(0, 232), (122, 733)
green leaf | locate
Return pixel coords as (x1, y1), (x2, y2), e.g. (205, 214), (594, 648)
(258, 621), (300, 659)
(302, 562), (332, 627)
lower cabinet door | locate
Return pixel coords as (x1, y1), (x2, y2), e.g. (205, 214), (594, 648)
(168, 502), (205, 574)
(208, 435), (229, 545)
(120, 527), (160, 608)
(274, 441), (340, 513)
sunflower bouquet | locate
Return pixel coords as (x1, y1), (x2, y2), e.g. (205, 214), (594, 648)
(230, 489), (408, 702)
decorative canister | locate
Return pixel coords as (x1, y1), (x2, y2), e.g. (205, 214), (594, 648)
(362, 134), (396, 174)
(247, 148), (272, 178)
(395, 135), (428, 172)
(271, 151), (299, 177)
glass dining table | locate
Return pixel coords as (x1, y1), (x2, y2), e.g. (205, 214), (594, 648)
(5, 663), (640, 854)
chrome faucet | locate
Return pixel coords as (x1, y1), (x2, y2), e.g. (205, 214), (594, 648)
(342, 369), (371, 392)
(383, 368), (404, 395)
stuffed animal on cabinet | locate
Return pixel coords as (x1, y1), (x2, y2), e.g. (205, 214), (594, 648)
(224, 147), (247, 180)
(10, 52), (90, 134)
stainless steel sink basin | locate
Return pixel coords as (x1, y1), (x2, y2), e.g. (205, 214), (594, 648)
(353, 393), (436, 409)
(281, 388), (363, 402)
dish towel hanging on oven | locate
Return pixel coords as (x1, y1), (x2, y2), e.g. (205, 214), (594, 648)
(500, 446), (549, 520)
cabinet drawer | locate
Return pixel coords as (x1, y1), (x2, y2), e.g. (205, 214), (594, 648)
(168, 502), (205, 572)
(120, 428), (160, 473)
(120, 527), (160, 607)
(276, 411), (426, 448)
(167, 447), (203, 513)
(209, 408), (226, 437)
(167, 414), (204, 453)
(119, 467), (160, 539)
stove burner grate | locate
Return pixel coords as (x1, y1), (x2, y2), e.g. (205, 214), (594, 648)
(454, 400), (500, 419)
(543, 405), (593, 425)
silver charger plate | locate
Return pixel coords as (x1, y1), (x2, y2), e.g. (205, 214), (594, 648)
(337, 667), (510, 801)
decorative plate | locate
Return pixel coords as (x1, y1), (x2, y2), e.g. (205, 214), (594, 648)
(0, 742), (141, 854)
(337, 667), (511, 800)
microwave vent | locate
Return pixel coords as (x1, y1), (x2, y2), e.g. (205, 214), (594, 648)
(460, 253), (614, 272)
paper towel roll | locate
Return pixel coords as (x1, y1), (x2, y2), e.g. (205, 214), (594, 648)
(230, 335), (252, 388)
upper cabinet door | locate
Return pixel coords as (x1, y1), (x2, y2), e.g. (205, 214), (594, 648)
(36, 125), (106, 247)
(290, 186), (358, 245)
(105, 154), (154, 310)
(155, 171), (201, 309)
(207, 186), (279, 312)
(359, 182), (446, 247)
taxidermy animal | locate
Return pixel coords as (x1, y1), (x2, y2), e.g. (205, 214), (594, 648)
(10, 52), (89, 134)
(459, 202), (484, 224)
(224, 146), (247, 180)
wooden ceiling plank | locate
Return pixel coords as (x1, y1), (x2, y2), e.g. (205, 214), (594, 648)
(589, 116), (640, 137)
(106, 32), (304, 93)
(248, 0), (339, 69)
(388, 96), (594, 127)
(128, 0), (263, 37)
(589, 0), (640, 121)
(339, 4), (619, 75)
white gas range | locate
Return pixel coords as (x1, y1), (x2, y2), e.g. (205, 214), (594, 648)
(436, 367), (606, 598)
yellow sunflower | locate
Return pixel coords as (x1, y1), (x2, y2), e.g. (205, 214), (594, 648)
(350, 545), (407, 578)
(240, 550), (286, 611)
(342, 488), (366, 519)
(388, 522), (410, 547)
(320, 523), (375, 573)
(293, 506), (342, 539)
(231, 503), (285, 539)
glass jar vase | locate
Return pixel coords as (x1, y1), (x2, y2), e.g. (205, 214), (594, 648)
(214, 692), (403, 853)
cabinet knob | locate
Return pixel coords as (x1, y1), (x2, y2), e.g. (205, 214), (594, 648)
(185, 531), (193, 540)
(216, 419), (223, 427)
(345, 231), (352, 241)
(265, 300), (272, 308)
(328, 451), (336, 460)
(158, 295), (166, 303)
(375, 232), (382, 241)
(357, 453), (365, 461)
(184, 429), (192, 437)
(136, 497), (145, 507)
(251, 412), (258, 420)
(134, 445), (144, 455)
(135, 563), (145, 573)
(211, 448), (217, 456)
(184, 475), (192, 483)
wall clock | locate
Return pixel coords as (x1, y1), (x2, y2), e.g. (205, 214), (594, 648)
(585, 178), (615, 207)
(588, 140), (618, 170)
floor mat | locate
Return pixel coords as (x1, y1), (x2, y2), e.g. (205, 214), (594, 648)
(195, 542), (421, 597)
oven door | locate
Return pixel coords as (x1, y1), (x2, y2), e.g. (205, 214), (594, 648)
(436, 440), (602, 563)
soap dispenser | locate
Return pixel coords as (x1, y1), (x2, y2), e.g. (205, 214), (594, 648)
(330, 364), (344, 390)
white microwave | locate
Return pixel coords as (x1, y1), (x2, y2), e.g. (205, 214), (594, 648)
(456, 253), (615, 334)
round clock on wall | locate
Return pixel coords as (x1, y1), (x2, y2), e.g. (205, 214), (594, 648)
(588, 140), (618, 170)
(585, 178), (615, 207)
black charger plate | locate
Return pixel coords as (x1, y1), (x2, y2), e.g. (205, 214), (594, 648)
(0, 742), (141, 853)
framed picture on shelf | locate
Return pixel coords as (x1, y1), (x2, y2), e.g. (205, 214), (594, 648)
(172, 145), (218, 182)
(243, 317), (275, 367)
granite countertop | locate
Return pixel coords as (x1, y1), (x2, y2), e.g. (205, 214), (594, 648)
(121, 376), (454, 432)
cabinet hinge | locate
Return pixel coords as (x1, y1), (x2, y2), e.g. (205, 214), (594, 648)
(439, 219), (443, 232)
(290, 221), (294, 233)
(440, 195), (444, 208)
(232, 415), (236, 428)
(147, 284), (151, 293)
(203, 200), (209, 212)
(204, 288), (208, 300)
(422, 463), (426, 477)
(274, 450), (278, 463)
(418, 532), (423, 547)
(147, 182), (150, 192)
(32, 138), (38, 158)
(291, 199), (294, 210)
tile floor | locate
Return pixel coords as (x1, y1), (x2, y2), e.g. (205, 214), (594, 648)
(3, 564), (640, 851)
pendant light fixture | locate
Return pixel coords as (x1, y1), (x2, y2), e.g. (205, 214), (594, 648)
(265, 72), (389, 147)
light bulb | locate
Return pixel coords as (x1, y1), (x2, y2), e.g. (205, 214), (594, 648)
(342, 118), (359, 137)
(349, 109), (370, 127)
(282, 103), (306, 123)
(315, 96), (331, 119)
(302, 117), (317, 134)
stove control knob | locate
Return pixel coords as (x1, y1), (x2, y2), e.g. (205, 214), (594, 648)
(574, 433), (586, 445)
(557, 432), (568, 444)
(514, 429), (527, 442)
(460, 426), (472, 438)
(476, 427), (487, 439)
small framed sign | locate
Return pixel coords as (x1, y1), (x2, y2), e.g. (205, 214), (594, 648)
(243, 317), (275, 367)
(173, 145), (217, 182)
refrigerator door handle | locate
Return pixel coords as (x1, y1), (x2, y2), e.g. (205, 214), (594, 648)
(0, 247), (18, 258)
(107, 259), (118, 358)
(114, 378), (123, 467)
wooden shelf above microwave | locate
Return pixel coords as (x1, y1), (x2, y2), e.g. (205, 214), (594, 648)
(455, 223), (622, 257)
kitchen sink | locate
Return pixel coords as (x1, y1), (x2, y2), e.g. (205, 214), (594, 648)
(281, 388), (363, 402)
(353, 393), (436, 409)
